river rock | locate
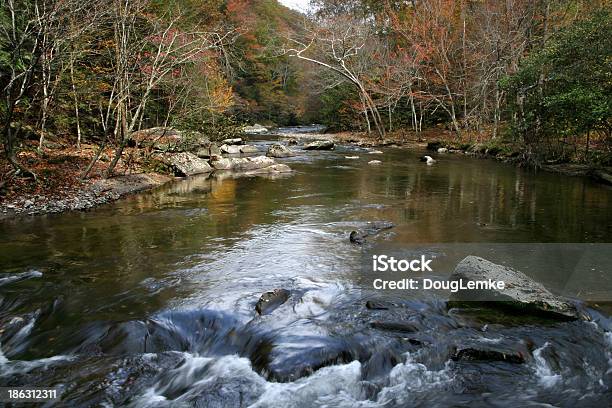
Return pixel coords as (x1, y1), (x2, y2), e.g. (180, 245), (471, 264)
(286, 138), (298, 145)
(449, 256), (580, 320)
(451, 347), (525, 364)
(220, 144), (242, 154)
(160, 152), (213, 176)
(438, 147), (449, 153)
(195, 144), (222, 159)
(267, 144), (295, 158)
(365, 300), (390, 310)
(370, 321), (419, 332)
(243, 124), (268, 134)
(368, 160), (382, 165)
(349, 221), (395, 244)
(303, 140), (335, 150)
(222, 137), (243, 145)
(211, 156), (277, 172)
(240, 145), (260, 154)
(255, 289), (290, 315)
(245, 164), (292, 175)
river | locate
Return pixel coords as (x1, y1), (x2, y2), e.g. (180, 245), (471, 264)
(1, 130), (612, 407)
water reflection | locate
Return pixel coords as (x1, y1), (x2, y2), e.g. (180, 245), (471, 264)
(1, 140), (611, 405)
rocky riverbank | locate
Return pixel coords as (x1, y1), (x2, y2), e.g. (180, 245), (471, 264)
(0, 128), (295, 218)
(301, 129), (612, 186)
(0, 172), (173, 219)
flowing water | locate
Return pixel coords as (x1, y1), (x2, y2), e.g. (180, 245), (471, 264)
(1, 130), (612, 407)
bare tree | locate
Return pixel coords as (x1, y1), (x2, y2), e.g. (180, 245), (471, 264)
(284, 15), (387, 139)
(1, 0), (45, 178)
(98, 1), (236, 177)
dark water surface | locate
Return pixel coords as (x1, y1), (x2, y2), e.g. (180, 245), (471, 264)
(1, 135), (612, 407)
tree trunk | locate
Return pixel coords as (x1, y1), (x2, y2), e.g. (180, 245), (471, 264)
(105, 102), (128, 178)
(70, 58), (82, 148)
(3, 114), (36, 179)
(81, 140), (107, 180)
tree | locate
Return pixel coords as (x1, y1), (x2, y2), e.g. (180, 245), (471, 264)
(503, 10), (612, 161)
(1, 0), (44, 178)
(284, 14), (387, 139)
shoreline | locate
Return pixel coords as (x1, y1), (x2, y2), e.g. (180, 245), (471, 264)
(2, 130), (611, 219)
(314, 131), (612, 187)
(0, 172), (173, 220)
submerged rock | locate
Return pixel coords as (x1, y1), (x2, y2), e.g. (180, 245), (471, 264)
(245, 164), (292, 175)
(365, 300), (390, 310)
(349, 221), (395, 244)
(267, 144), (295, 158)
(451, 347), (525, 364)
(420, 155), (436, 165)
(159, 152), (213, 176)
(370, 321), (419, 333)
(255, 289), (290, 315)
(303, 140), (335, 150)
(449, 256), (581, 320)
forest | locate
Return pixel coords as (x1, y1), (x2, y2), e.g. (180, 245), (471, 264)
(2, 2), (612, 406)
(1, 0), (611, 185)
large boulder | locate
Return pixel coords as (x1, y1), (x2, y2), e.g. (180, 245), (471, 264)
(449, 256), (581, 320)
(240, 145), (260, 154)
(303, 140), (335, 150)
(211, 156), (277, 171)
(160, 152), (213, 176)
(267, 144), (295, 158)
(220, 144), (242, 155)
(195, 143), (222, 159)
(243, 124), (268, 134)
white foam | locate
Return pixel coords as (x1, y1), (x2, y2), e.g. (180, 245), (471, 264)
(0, 355), (74, 376)
(605, 332), (612, 374)
(0, 344), (8, 365)
(533, 343), (562, 388)
(130, 354), (266, 407)
(375, 356), (453, 405)
(252, 361), (367, 408)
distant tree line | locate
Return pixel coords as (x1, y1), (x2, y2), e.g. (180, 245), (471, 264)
(1, 0), (610, 180)
(0, 0), (312, 178)
(295, 0), (611, 163)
